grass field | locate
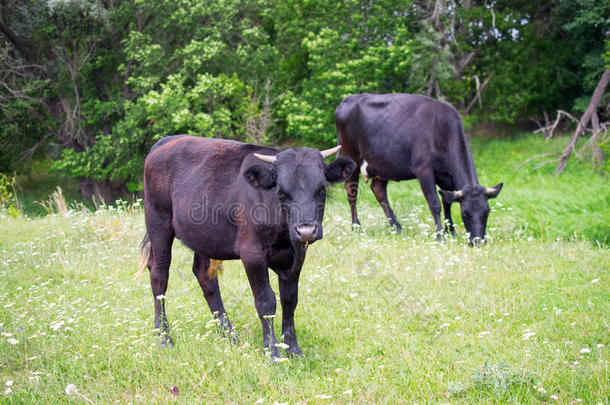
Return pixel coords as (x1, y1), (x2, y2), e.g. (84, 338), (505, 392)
(1, 134), (609, 403)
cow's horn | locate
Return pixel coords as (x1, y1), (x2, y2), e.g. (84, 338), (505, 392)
(485, 187), (495, 195)
(320, 145), (341, 158)
(253, 153), (277, 163)
(454, 190), (464, 198)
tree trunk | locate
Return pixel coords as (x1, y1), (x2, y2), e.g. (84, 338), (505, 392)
(0, 22), (36, 65)
(78, 178), (128, 204)
(590, 111), (604, 162)
(555, 69), (610, 174)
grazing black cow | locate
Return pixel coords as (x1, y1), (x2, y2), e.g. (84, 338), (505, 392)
(335, 93), (503, 243)
(136, 135), (355, 359)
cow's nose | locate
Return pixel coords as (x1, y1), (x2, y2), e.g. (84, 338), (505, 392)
(295, 224), (318, 243)
(470, 236), (486, 246)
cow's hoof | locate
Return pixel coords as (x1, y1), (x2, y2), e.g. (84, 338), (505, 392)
(270, 355), (290, 364)
(288, 349), (305, 359)
(224, 331), (240, 345)
(390, 222), (402, 234)
(159, 334), (173, 348)
(264, 345), (281, 358)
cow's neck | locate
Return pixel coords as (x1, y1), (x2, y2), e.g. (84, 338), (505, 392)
(452, 141), (479, 190)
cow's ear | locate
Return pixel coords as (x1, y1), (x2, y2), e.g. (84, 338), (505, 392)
(244, 165), (277, 190)
(486, 182), (503, 199)
(325, 157), (356, 183)
(439, 189), (462, 203)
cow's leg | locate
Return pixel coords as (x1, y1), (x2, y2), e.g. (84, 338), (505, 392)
(278, 275), (302, 356)
(344, 165), (361, 227)
(416, 171), (443, 240)
(192, 253), (234, 338)
(242, 256), (280, 359)
(370, 178), (402, 233)
(147, 222), (175, 347)
(441, 195), (456, 236)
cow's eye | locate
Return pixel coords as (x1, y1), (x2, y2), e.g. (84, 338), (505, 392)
(278, 189), (291, 201)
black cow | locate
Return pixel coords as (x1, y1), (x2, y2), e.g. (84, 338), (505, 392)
(136, 135), (355, 359)
(335, 93), (503, 243)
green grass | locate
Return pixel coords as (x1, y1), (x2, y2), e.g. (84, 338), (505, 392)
(337, 134), (609, 244)
(0, 133), (608, 403)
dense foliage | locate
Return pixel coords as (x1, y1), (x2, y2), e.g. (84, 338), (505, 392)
(1, 0), (609, 197)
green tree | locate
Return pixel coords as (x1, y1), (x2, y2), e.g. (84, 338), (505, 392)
(1, 0), (608, 200)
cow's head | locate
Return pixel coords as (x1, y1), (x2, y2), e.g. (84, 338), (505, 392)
(439, 183), (503, 244)
(244, 146), (356, 245)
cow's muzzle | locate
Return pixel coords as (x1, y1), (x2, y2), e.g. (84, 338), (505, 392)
(470, 236), (487, 246)
(294, 223), (320, 244)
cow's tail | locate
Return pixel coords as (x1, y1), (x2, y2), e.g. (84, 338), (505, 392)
(134, 233), (223, 280)
(208, 259), (224, 279)
(134, 233), (151, 281)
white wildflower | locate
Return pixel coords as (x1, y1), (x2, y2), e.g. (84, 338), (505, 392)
(50, 320), (64, 331)
(522, 331), (536, 340)
(65, 383), (77, 395)
(579, 347), (590, 354)
(6, 338), (18, 345)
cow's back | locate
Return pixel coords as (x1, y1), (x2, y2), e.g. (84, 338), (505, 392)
(336, 93), (461, 146)
(143, 136), (275, 258)
(336, 93), (466, 181)
(144, 136), (247, 205)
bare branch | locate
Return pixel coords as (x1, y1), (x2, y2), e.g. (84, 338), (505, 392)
(465, 72), (493, 114)
(0, 21), (35, 63)
(582, 118), (608, 162)
(556, 69), (610, 174)
(533, 109), (581, 138)
(533, 159), (559, 170)
(52, 36), (99, 148)
(245, 78), (284, 144)
(455, 52), (475, 76)
(19, 132), (54, 161)
(515, 153), (555, 170)
(427, 0), (444, 30)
